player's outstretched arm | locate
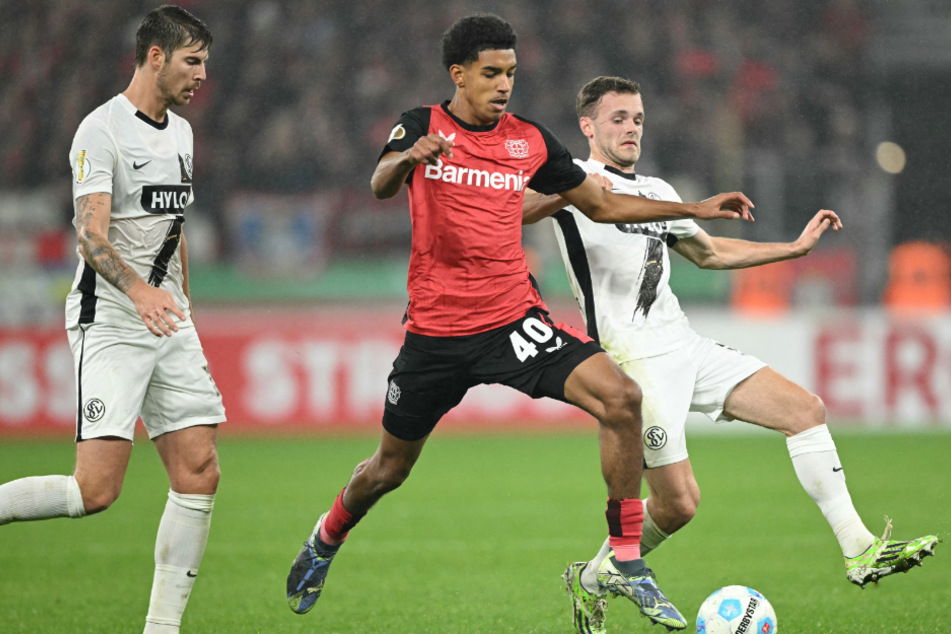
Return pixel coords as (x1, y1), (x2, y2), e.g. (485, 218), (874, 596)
(673, 209), (841, 270)
(371, 134), (455, 199)
(75, 192), (185, 336)
(560, 176), (755, 224)
(522, 174), (615, 224)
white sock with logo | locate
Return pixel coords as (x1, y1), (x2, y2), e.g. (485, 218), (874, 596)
(786, 425), (875, 558)
(0, 475), (86, 524)
(144, 491), (215, 633)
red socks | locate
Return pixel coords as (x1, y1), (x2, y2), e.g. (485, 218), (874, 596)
(606, 498), (643, 561)
(319, 488), (360, 546)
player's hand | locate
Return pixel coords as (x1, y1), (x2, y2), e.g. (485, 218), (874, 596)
(590, 172), (613, 193)
(795, 209), (842, 254)
(128, 280), (186, 337)
(406, 134), (454, 166)
(696, 192), (755, 221)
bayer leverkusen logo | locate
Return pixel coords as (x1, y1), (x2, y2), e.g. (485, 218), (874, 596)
(505, 139), (529, 159)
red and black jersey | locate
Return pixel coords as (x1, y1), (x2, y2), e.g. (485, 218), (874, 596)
(381, 101), (587, 336)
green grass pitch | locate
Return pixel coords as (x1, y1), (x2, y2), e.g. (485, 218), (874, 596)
(1, 429), (949, 633)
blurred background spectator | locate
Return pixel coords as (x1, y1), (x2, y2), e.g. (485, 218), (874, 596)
(2, 0), (950, 324)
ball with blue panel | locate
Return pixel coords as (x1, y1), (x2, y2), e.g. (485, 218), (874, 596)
(696, 585), (777, 634)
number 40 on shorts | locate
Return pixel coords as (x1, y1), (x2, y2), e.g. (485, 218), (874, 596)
(509, 316), (556, 362)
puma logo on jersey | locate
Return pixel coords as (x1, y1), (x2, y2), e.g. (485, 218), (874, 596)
(423, 159), (531, 192)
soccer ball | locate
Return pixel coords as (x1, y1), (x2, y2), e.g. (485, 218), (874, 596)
(696, 585), (777, 634)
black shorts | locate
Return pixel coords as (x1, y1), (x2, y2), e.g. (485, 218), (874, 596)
(382, 307), (603, 441)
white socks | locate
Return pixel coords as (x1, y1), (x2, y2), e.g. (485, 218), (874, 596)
(786, 425), (875, 558)
(0, 475), (86, 524)
(581, 537), (612, 592)
(144, 491), (215, 633)
(639, 502), (671, 557)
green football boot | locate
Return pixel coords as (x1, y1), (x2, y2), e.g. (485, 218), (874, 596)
(563, 561), (607, 634)
(845, 517), (939, 588)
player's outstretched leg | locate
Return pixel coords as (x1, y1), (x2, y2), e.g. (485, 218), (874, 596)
(287, 513), (341, 614)
(845, 517), (940, 588)
(563, 561), (607, 634)
(597, 551), (687, 631)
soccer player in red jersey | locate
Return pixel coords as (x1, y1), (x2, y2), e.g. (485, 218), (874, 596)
(287, 14), (754, 630)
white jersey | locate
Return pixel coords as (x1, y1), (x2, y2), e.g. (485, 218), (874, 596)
(551, 158), (699, 361)
(66, 94), (195, 328)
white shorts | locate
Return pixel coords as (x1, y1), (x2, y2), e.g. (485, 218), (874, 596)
(620, 334), (766, 469)
(67, 322), (226, 441)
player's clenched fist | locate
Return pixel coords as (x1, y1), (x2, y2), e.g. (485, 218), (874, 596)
(406, 133), (454, 165)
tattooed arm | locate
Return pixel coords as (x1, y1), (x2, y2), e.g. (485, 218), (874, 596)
(75, 192), (185, 336)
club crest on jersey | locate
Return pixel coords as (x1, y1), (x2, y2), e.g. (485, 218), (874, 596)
(75, 150), (89, 184)
(505, 139), (530, 159)
(388, 124), (407, 143)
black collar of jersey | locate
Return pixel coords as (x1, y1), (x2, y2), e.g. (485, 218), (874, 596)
(135, 110), (169, 130)
(440, 101), (501, 133)
(604, 164), (638, 181)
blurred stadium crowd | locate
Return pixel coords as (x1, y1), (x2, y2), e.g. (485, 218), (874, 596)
(2, 0), (947, 319)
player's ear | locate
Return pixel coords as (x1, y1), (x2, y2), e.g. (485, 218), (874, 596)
(148, 45), (166, 71)
(579, 117), (594, 139)
(449, 64), (465, 89)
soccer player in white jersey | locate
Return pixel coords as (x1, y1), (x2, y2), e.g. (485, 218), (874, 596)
(0, 6), (223, 633)
(523, 76), (938, 634)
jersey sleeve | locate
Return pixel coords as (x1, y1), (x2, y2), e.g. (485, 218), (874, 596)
(70, 116), (116, 200)
(524, 121), (587, 195)
(378, 107), (430, 184)
(379, 107), (429, 158)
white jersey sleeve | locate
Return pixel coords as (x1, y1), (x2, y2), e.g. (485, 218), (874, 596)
(71, 117), (117, 198)
(550, 158), (698, 361)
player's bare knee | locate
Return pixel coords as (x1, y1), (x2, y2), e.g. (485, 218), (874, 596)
(197, 459), (221, 493)
(601, 376), (642, 425)
(787, 392), (827, 435)
(81, 484), (122, 515)
(196, 450), (221, 489)
(808, 393), (827, 426)
(659, 495), (697, 532)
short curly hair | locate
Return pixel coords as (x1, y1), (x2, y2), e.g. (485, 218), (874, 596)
(441, 14), (517, 70)
(576, 76), (642, 119)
